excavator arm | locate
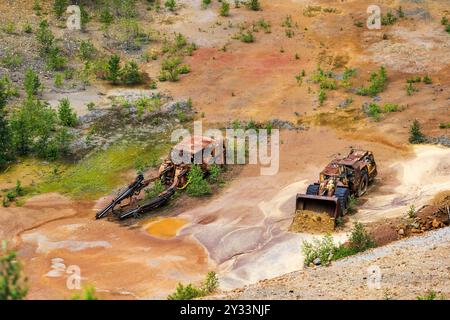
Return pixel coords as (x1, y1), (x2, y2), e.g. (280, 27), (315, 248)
(118, 166), (189, 220)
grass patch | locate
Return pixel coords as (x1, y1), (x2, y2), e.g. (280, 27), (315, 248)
(417, 290), (446, 300)
(302, 222), (376, 266)
(38, 142), (170, 199)
(356, 66), (387, 97)
(167, 271), (219, 300)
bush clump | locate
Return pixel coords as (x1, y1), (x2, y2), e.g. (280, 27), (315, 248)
(302, 223), (376, 266)
(356, 67), (387, 97)
(58, 98), (78, 127)
(409, 119), (426, 144)
(0, 241), (28, 300)
(186, 165), (211, 197)
(167, 271), (219, 300)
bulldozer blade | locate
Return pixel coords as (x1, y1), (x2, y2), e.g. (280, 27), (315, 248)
(295, 194), (342, 221)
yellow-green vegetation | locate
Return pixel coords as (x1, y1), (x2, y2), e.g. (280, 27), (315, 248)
(167, 271), (219, 300)
(365, 103), (404, 121)
(356, 67), (387, 97)
(311, 109), (361, 132)
(38, 142), (171, 199)
(0, 241), (28, 300)
(302, 223), (376, 266)
(71, 285), (98, 300)
(186, 165), (211, 197)
(417, 290), (446, 300)
(1, 180), (27, 208)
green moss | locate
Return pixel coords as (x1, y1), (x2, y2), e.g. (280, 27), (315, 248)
(38, 142), (170, 199)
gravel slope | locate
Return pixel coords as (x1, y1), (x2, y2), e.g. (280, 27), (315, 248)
(216, 227), (450, 300)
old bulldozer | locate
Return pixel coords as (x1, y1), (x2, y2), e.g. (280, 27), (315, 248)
(96, 136), (225, 220)
(291, 149), (377, 233)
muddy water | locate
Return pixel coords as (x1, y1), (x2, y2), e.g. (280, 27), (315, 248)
(145, 218), (189, 239)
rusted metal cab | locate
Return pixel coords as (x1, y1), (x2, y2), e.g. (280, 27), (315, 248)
(169, 136), (226, 170)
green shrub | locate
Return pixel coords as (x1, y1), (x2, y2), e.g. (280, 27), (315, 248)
(367, 103), (382, 119)
(302, 234), (336, 266)
(202, 271), (219, 294)
(381, 11), (397, 25)
(442, 16), (449, 26)
(356, 66), (387, 97)
(201, 0), (212, 9)
(167, 271), (219, 300)
(439, 122), (450, 129)
(54, 73), (64, 88)
(258, 18), (271, 33)
(160, 57), (183, 82)
(0, 82), (14, 169)
(208, 164), (222, 183)
(33, 0), (42, 15)
(302, 223), (376, 266)
(144, 180), (165, 198)
(121, 61), (143, 85)
(406, 76), (421, 84)
(240, 31), (254, 43)
(423, 75), (432, 84)
(246, 0), (261, 11)
(407, 205), (416, 219)
(318, 89), (326, 105)
(220, 1), (230, 17)
(0, 76), (18, 99)
(383, 103), (399, 113)
(53, 0), (68, 19)
(24, 69), (42, 97)
(36, 20), (55, 54)
(0, 241), (28, 300)
(11, 98), (57, 157)
(71, 285), (98, 300)
(107, 55), (122, 85)
(165, 0), (176, 11)
(186, 165), (211, 197)
(79, 40), (96, 61)
(99, 7), (114, 27)
(417, 290), (446, 300)
(2, 22), (16, 34)
(347, 222), (376, 252)
(396, 6), (404, 18)
(167, 283), (203, 300)
(406, 82), (417, 96)
(46, 47), (67, 71)
(58, 98), (78, 127)
(1, 50), (23, 69)
(409, 119), (426, 144)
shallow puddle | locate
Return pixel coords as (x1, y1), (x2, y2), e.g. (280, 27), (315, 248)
(145, 218), (188, 239)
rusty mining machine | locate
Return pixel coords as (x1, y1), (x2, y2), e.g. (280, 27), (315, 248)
(96, 136), (225, 220)
(295, 149), (378, 228)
